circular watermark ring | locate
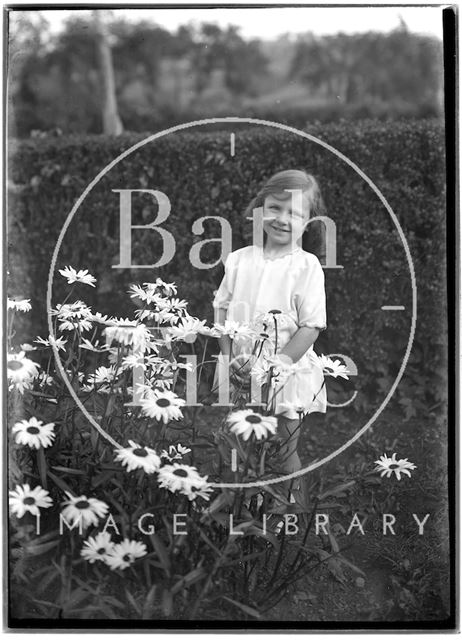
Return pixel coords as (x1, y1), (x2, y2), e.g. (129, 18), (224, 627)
(46, 117), (417, 489)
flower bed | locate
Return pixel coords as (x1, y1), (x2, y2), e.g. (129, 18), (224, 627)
(7, 269), (419, 622)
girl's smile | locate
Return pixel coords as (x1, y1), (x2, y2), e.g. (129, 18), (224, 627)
(262, 192), (310, 252)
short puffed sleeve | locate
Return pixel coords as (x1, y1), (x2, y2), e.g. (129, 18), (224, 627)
(294, 256), (327, 332)
(212, 251), (237, 310)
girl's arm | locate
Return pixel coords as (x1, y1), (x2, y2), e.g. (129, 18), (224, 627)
(279, 326), (320, 364)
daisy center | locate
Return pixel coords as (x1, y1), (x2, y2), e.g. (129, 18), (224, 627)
(173, 469), (188, 477)
(245, 415), (262, 424)
(156, 398), (171, 408)
(75, 500), (90, 509)
(133, 448), (148, 457)
(122, 554), (132, 562)
(97, 547), (106, 555)
(23, 497), (36, 505)
(269, 309), (281, 315)
(324, 367), (334, 374)
(389, 464), (400, 469)
(26, 427), (40, 435)
(8, 361), (24, 371)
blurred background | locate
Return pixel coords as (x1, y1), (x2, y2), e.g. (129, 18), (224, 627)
(7, 6), (444, 137)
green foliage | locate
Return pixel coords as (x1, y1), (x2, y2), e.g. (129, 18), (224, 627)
(8, 119), (447, 414)
(8, 279), (358, 622)
(8, 14), (443, 136)
(290, 29), (443, 106)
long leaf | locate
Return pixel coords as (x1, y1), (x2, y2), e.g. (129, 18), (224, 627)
(171, 567), (206, 595)
(221, 596), (261, 619)
(149, 534), (171, 576)
(161, 589), (173, 617)
(62, 588), (89, 612)
(47, 470), (73, 495)
(37, 448), (48, 489)
(318, 481), (356, 500)
(246, 524), (279, 549)
(25, 539), (60, 556)
(125, 588), (142, 616)
(142, 585), (158, 619)
(51, 466), (86, 476)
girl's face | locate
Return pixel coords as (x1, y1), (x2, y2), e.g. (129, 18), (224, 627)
(262, 192), (310, 248)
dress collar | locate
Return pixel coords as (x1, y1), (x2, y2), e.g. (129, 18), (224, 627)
(255, 245), (303, 262)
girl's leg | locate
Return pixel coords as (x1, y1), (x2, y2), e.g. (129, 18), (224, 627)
(277, 416), (304, 503)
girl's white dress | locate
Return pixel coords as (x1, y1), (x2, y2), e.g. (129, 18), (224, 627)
(213, 245), (327, 420)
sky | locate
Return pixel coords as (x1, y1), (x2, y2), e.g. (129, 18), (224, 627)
(29, 6), (444, 40)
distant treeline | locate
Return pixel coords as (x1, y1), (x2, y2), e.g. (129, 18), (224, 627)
(8, 12), (443, 136)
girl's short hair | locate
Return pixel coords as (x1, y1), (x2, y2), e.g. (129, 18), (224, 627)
(245, 169), (327, 261)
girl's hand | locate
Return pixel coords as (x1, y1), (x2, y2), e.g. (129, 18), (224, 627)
(230, 355), (254, 388)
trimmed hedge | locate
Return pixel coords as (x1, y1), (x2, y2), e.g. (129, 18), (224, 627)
(8, 119), (447, 415)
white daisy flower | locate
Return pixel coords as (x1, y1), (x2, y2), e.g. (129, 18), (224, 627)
(105, 321), (153, 351)
(227, 410), (277, 441)
(59, 266), (96, 287)
(250, 360), (273, 386)
(52, 302), (93, 332)
(67, 369), (85, 383)
(168, 361), (194, 373)
(374, 453), (416, 480)
(59, 318), (93, 333)
(147, 278), (177, 297)
(61, 492), (109, 529)
(7, 298), (31, 312)
(152, 376), (175, 392)
(128, 283), (148, 300)
(35, 335), (68, 351)
(317, 354), (350, 380)
(52, 301), (92, 320)
(163, 297), (189, 315)
(160, 443), (192, 462)
(79, 337), (111, 352)
(106, 316), (134, 326)
(89, 311), (111, 324)
(135, 372), (175, 399)
(81, 531), (115, 564)
(140, 296), (181, 325)
(167, 317), (212, 342)
(128, 283), (162, 305)
(187, 483), (214, 502)
(20, 343), (36, 352)
(37, 372), (55, 388)
(105, 538), (148, 571)
(213, 320), (256, 342)
(133, 309), (156, 322)
(264, 355), (312, 388)
(7, 351), (40, 394)
(114, 440), (161, 474)
(139, 390), (185, 424)
(158, 463), (211, 500)
(12, 417), (55, 449)
(121, 353), (163, 371)
(9, 484), (53, 518)
(85, 366), (119, 393)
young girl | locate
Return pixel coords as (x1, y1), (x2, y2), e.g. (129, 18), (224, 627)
(213, 169), (327, 493)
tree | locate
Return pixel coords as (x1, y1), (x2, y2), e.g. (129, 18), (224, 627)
(93, 10), (123, 135)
